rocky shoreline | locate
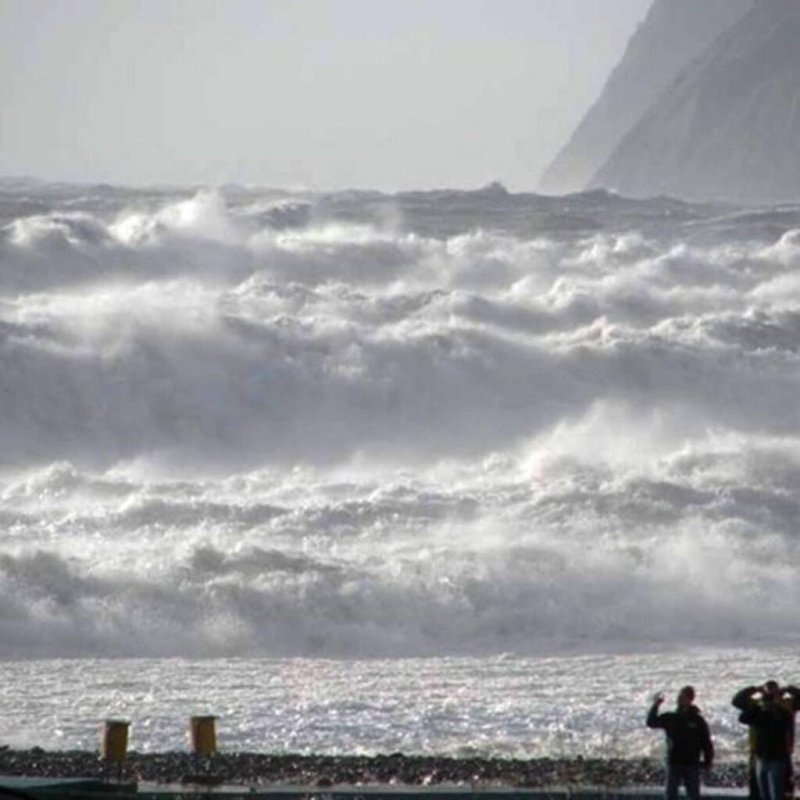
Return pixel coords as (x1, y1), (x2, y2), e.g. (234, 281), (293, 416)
(0, 749), (750, 788)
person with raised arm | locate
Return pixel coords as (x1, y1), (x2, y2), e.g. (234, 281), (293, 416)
(647, 686), (714, 800)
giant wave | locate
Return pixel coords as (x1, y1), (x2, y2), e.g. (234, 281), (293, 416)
(2, 180), (800, 659)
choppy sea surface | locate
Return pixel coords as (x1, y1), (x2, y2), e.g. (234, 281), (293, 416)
(1, 179), (799, 755)
(0, 650), (796, 758)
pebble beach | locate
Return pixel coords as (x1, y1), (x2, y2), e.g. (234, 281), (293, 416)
(0, 750), (750, 789)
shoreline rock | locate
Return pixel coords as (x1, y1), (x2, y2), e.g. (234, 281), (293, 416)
(0, 750), (750, 788)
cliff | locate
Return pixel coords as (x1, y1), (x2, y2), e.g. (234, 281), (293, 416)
(590, 0), (800, 204)
(539, 0), (752, 195)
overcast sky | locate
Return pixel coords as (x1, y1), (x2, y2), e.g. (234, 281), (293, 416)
(0, 0), (651, 191)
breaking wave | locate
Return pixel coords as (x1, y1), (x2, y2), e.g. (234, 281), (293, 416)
(2, 180), (800, 658)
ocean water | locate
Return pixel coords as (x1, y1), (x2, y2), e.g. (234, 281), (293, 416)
(1, 180), (799, 755)
(0, 650), (797, 758)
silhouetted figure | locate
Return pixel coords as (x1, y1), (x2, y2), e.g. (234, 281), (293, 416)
(648, 686), (714, 800)
(733, 682), (800, 800)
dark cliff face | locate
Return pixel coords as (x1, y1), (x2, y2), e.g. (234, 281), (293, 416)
(538, 0), (752, 195)
(589, 1), (800, 204)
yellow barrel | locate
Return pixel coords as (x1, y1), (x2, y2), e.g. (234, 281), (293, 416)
(100, 719), (130, 763)
(189, 715), (217, 755)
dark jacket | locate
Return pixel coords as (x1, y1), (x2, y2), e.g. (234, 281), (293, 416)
(738, 703), (794, 760)
(732, 685), (799, 760)
(647, 702), (714, 767)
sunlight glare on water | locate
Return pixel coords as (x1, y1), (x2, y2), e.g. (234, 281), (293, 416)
(0, 650), (794, 757)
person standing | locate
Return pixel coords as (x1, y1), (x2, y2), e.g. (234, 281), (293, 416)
(734, 682), (800, 800)
(647, 685), (715, 800)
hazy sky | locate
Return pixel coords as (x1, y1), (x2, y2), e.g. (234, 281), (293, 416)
(0, 0), (651, 190)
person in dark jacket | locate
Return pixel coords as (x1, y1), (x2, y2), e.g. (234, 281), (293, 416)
(647, 685), (714, 800)
(733, 682), (800, 800)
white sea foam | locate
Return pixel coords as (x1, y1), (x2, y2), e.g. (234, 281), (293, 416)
(1, 182), (800, 665)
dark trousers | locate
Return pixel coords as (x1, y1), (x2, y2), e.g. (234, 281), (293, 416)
(666, 765), (701, 800)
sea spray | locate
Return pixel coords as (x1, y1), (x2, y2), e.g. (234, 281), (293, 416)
(2, 181), (800, 661)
